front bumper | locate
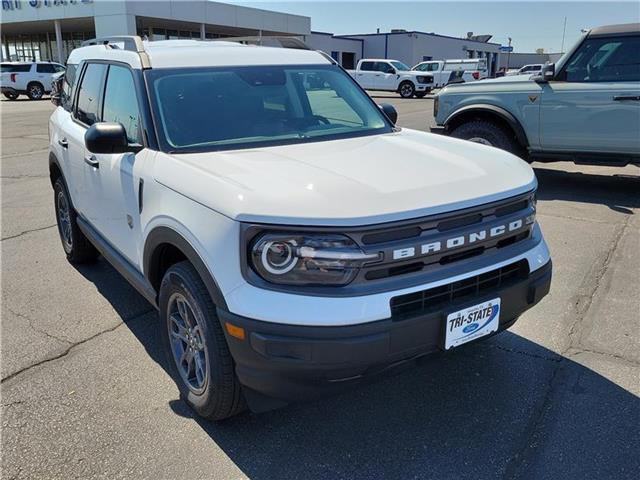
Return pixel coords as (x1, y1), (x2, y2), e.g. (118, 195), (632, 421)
(220, 260), (552, 408)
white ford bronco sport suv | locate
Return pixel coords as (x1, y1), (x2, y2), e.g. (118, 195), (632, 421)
(49, 36), (552, 420)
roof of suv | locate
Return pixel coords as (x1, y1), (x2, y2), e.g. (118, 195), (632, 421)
(67, 39), (331, 70)
(588, 23), (639, 37)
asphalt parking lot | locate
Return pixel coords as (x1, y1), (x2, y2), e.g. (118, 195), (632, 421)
(1, 95), (639, 480)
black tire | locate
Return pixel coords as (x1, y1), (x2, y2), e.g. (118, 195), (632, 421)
(26, 82), (44, 100)
(3, 92), (18, 100)
(398, 81), (415, 98)
(53, 177), (99, 264)
(414, 91), (428, 98)
(449, 119), (521, 155)
(159, 261), (246, 421)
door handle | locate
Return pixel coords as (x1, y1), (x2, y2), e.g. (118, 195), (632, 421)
(58, 138), (68, 149)
(613, 95), (640, 101)
(84, 155), (99, 168)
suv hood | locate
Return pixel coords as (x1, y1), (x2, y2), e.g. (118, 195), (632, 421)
(153, 129), (536, 227)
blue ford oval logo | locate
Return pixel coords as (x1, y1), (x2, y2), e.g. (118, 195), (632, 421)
(463, 323), (479, 334)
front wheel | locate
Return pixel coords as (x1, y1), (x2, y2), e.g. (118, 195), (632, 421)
(3, 92), (18, 100)
(449, 119), (522, 156)
(398, 81), (415, 98)
(159, 261), (246, 421)
(27, 82), (44, 100)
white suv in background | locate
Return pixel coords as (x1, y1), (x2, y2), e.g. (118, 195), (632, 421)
(49, 36), (551, 421)
(1, 61), (65, 100)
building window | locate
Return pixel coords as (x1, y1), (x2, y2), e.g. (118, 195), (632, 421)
(331, 51), (339, 61)
(422, 56), (432, 61)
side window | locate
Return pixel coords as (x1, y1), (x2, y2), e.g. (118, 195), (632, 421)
(61, 64), (77, 112)
(36, 63), (56, 73)
(102, 65), (142, 144)
(75, 63), (107, 126)
(562, 36), (640, 82)
(360, 61), (375, 71)
(374, 62), (394, 73)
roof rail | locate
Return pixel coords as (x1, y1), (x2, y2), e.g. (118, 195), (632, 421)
(215, 36), (311, 50)
(81, 35), (151, 69)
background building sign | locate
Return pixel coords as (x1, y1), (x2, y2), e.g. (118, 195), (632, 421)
(2, 0), (92, 10)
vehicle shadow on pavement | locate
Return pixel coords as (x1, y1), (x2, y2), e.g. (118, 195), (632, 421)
(77, 261), (639, 479)
(534, 165), (640, 213)
(165, 332), (639, 480)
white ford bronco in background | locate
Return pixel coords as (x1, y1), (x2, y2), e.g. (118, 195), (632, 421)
(49, 36), (551, 420)
(347, 58), (434, 97)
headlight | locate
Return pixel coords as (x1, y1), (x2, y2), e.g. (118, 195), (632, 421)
(250, 233), (380, 286)
(417, 75), (432, 84)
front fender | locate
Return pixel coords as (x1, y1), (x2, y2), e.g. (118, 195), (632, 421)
(444, 103), (530, 148)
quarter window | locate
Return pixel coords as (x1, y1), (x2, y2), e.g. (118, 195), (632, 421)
(102, 65), (142, 144)
(562, 35), (640, 82)
(75, 63), (107, 126)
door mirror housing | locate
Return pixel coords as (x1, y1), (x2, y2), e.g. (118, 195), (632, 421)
(535, 63), (555, 83)
(378, 103), (398, 124)
(85, 122), (131, 154)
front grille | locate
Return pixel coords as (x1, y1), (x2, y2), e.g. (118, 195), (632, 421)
(390, 260), (529, 320)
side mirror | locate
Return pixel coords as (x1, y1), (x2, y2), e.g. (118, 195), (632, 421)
(535, 63), (555, 83)
(379, 103), (398, 124)
(388, 68), (396, 75)
(85, 122), (130, 154)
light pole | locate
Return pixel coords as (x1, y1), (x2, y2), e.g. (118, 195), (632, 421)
(506, 37), (512, 71)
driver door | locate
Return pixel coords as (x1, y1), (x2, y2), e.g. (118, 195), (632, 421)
(376, 62), (397, 90)
(82, 64), (146, 265)
(540, 34), (640, 154)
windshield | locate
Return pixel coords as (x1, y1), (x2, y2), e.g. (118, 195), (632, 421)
(148, 64), (391, 152)
(390, 61), (410, 71)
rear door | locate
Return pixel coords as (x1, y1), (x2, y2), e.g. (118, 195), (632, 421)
(355, 61), (377, 89)
(540, 34), (640, 155)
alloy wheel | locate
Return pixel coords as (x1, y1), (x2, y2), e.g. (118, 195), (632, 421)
(56, 190), (72, 251)
(167, 293), (209, 395)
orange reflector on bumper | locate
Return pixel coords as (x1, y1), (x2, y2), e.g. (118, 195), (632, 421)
(225, 322), (246, 340)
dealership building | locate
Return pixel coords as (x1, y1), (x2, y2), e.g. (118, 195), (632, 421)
(2, 0), (528, 75)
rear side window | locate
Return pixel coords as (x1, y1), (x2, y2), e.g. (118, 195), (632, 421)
(61, 64), (77, 112)
(75, 63), (107, 126)
(360, 61), (375, 71)
(1, 64), (31, 73)
(102, 65), (142, 143)
(37, 63), (57, 73)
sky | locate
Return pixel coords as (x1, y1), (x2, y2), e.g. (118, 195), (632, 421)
(228, 1), (640, 52)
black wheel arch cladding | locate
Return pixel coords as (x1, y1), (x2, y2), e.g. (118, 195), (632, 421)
(143, 226), (228, 310)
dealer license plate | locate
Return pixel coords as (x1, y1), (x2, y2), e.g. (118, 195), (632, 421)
(444, 298), (501, 350)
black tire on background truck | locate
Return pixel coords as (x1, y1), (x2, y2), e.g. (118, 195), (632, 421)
(398, 81), (415, 98)
(449, 119), (522, 156)
(3, 92), (19, 100)
(159, 261), (246, 421)
(27, 82), (44, 100)
(53, 177), (99, 264)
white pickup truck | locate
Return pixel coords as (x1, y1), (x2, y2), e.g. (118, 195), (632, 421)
(412, 59), (488, 88)
(1, 61), (65, 100)
(347, 59), (434, 98)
